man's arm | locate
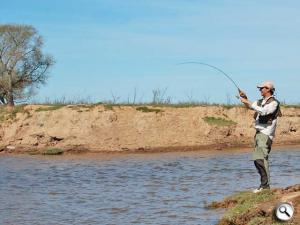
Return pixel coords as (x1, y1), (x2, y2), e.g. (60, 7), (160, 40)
(251, 101), (278, 115)
(240, 95), (278, 115)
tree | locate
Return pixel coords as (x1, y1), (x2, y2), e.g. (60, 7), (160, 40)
(0, 24), (54, 106)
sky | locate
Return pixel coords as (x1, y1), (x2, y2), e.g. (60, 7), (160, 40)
(1, 0), (300, 104)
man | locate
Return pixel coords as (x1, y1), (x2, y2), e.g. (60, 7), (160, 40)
(239, 81), (281, 193)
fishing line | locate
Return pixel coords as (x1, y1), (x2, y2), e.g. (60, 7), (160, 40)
(176, 61), (241, 92)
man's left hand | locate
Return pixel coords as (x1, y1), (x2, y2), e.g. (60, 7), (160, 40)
(240, 97), (252, 107)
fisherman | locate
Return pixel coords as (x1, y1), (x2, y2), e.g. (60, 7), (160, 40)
(239, 81), (281, 193)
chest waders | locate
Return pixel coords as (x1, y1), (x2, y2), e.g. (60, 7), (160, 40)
(253, 97), (281, 189)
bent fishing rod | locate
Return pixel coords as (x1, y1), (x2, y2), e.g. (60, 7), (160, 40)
(177, 61), (246, 99)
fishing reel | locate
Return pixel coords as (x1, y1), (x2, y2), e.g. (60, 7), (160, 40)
(239, 89), (248, 99)
(236, 89), (248, 100)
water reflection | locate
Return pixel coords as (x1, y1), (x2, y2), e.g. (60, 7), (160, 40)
(0, 148), (299, 225)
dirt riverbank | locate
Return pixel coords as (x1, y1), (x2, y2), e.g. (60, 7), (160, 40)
(0, 104), (299, 154)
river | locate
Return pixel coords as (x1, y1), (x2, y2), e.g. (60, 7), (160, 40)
(0, 148), (299, 225)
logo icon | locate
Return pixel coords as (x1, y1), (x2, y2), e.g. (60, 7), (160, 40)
(275, 202), (294, 221)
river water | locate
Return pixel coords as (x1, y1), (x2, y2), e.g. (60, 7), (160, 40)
(0, 148), (299, 225)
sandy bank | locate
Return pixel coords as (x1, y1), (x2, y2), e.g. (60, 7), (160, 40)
(0, 104), (299, 154)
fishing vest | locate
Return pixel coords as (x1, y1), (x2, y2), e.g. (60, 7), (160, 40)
(253, 97), (282, 125)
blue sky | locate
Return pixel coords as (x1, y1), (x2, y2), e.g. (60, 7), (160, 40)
(1, 0), (300, 103)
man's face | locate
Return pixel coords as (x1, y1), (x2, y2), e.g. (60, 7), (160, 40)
(259, 86), (270, 97)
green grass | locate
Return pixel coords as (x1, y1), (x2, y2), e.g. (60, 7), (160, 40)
(66, 104), (99, 112)
(25, 92), (300, 109)
(32, 98), (244, 108)
(104, 104), (114, 110)
(220, 190), (274, 223)
(248, 217), (296, 225)
(269, 223), (296, 225)
(203, 116), (236, 126)
(35, 105), (65, 112)
(30, 101), (300, 110)
(136, 106), (162, 113)
(27, 148), (64, 155)
(248, 216), (266, 225)
(42, 148), (64, 155)
(220, 104), (238, 109)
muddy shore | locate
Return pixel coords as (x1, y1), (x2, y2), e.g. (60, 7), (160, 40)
(0, 104), (299, 154)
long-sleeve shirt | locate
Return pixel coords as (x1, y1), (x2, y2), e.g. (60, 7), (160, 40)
(251, 96), (278, 140)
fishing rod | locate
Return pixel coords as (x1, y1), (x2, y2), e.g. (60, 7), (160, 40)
(177, 61), (246, 99)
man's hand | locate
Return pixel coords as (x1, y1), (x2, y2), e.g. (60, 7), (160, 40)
(240, 96), (252, 108)
(240, 97), (249, 104)
(239, 90), (248, 99)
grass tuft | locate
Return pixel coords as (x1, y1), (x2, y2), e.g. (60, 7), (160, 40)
(35, 105), (65, 112)
(42, 148), (64, 155)
(203, 116), (236, 126)
(136, 106), (162, 113)
(104, 104), (114, 110)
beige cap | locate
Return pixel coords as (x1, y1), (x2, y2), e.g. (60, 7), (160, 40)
(257, 81), (275, 90)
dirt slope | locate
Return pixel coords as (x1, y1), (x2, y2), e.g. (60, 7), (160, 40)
(0, 104), (299, 153)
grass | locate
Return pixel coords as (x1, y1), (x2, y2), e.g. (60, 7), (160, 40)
(42, 148), (64, 155)
(136, 106), (162, 113)
(15, 89), (300, 110)
(35, 104), (65, 112)
(104, 104), (114, 110)
(29, 95), (245, 109)
(203, 116), (236, 126)
(248, 216), (266, 225)
(282, 104), (300, 109)
(212, 190), (276, 225)
(30, 96), (93, 105)
(223, 190), (274, 219)
(250, 219), (296, 225)
(25, 100), (300, 109)
(27, 148), (64, 155)
(270, 223), (296, 225)
(4, 95), (300, 117)
(70, 102), (242, 110)
(248, 217), (297, 225)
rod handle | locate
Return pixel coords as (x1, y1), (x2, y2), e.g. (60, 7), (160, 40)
(238, 88), (248, 99)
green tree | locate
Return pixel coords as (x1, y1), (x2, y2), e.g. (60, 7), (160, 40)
(0, 24), (54, 106)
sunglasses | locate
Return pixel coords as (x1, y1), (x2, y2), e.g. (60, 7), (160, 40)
(259, 87), (269, 91)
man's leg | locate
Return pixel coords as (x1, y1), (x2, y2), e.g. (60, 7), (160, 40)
(253, 132), (272, 189)
(254, 159), (269, 188)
